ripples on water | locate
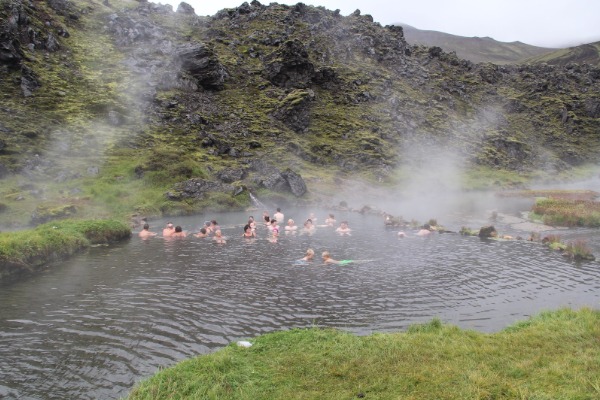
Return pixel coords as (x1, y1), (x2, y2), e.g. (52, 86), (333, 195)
(0, 209), (599, 399)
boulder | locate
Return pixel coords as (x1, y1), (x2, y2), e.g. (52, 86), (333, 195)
(281, 168), (307, 197)
(478, 225), (497, 238)
(166, 178), (234, 200)
(177, 43), (227, 90)
(176, 2), (195, 14)
(262, 39), (315, 88)
(271, 89), (314, 133)
(216, 168), (246, 183)
(30, 204), (77, 225)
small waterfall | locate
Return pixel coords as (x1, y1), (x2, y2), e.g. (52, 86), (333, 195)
(249, 192), (267, 210)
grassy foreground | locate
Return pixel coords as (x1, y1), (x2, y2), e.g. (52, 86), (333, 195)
(0, 219), (131, 279)
(127, 308), (600, 400)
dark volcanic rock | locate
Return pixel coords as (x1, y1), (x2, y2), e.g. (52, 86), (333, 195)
(20, 66), (40, 97)
(478, 225), (497, 238)
(217, 168), (246, 183)
(281, 168), (307, 196)
(271, 89), (314, 133)
(249, 160), (307, 197)
(262, 39), (315, 88)
(176, 2), (195, 15)
(167, 178), (234, 200)
(177, 43), (227, 90)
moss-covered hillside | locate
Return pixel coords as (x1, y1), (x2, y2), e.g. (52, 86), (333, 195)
(0, 0), (599, 227)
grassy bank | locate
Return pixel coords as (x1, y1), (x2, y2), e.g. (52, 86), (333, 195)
(532, 198), (600, 227)
(127, 308), (600, 400)
(0, 219), (131, 279)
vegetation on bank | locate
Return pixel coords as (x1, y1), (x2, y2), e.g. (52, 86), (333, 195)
(531, 198), (600, 228)
(540, 234), (595, 261)
(0, 219), (131, 278)
(127, 308), (600, 400)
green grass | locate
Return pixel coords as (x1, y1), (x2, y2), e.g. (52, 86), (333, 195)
(532, 198), (600, 227)
(0, 219), (130, 277)
(127, 308), (600, 400)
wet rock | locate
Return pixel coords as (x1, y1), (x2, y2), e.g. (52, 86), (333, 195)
(478, 225), (497, 238)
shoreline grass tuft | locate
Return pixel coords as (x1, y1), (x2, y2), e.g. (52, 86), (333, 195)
(0, 219), (131, 279)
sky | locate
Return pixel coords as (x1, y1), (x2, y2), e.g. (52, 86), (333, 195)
(155, 0), (600, 48)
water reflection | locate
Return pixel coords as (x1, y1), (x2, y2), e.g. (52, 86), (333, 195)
(0, 209), (599, 399)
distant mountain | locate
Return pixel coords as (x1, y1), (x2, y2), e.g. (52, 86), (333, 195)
(522, 42), (600, 67)
(398, 23), (557, 64)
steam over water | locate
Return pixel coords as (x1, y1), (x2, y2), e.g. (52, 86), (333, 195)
(0, 209), (599, 399)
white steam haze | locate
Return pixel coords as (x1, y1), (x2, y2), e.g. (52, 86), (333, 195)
(156, 0), (600, 48)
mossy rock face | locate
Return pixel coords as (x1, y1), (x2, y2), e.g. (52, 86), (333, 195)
(30, 204), (77, 225)
(1, 0), (600, 227)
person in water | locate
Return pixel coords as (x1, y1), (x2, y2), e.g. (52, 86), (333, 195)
(269, 219), (280, 234)
(417, 223), (433, 237)
(242, 224), (256, 238)
(194, 228), (209, 238)
(262, 211), (271, 226)
(162, 222), (175, 237)
(302, 219), (315, 234)
(325, 213), (336, 227)
(247, 216), (256, 232)
(273, 208), (284, 225)
(321, 251), (339, 264)
(300, 248), (315, 261)
(172, 226), (187, 238)
(139, 223), (157, 238)
(335, 221), (352, 235)
(285, 219), (298, 232)
(213, 229), (226, 244)
(322, 251), (353, 265)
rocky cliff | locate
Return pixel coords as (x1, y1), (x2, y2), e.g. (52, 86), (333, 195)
(0, 0), (599, 225)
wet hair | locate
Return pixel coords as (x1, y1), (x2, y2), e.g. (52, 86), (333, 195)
(264, 215), (270, 222)
(277, 207), (281, 212)
(322, 251), (330, 258)
(175, 226), (183, 233)
(211, 220), (218, 225)
(143, 223), (149, 230)
(204, 221), (211, 227)
(243, 224), (251, 232)
(200, 228), (207, 234)
(423, 223), (431, 230)
(306, 248), (314, 256)
(271, 219), (277, 224)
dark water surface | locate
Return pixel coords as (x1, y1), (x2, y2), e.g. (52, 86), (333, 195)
(1, 209), (599, 399)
